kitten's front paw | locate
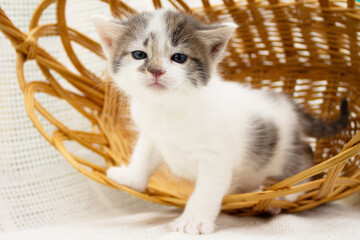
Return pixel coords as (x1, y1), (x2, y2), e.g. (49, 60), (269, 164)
(169, 216), (214, 235)
(106, 166), (147, 192)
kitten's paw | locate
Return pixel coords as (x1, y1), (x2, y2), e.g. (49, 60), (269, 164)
(283, 192), (300, 202)
(268, 194), (300, 215)
(169, 216), (214, 235)
(106, 166), (147, 192)
(268, 206), (282, 215)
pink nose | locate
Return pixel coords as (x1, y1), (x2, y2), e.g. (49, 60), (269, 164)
(148, 68), (165, 78)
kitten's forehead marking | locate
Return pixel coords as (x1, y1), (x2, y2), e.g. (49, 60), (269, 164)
(143, 36), (149, 47)
(139, 32), (163, 73)
(146, 11), (167, 49)
(142, 11), (170, 71)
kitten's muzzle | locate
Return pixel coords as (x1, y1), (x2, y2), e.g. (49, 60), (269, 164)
(147, 82), (166, 90)
(146, 68), (167, 90)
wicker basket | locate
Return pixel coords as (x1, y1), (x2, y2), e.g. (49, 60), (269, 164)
(1, 0), (360, 215)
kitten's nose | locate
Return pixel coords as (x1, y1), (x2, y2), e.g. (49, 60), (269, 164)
(148, 68), (165, 78)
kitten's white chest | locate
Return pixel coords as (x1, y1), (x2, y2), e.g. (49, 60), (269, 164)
(131, 102), (201, 179)
(159, 143), (199, 179)
(132, 103), (190, 141)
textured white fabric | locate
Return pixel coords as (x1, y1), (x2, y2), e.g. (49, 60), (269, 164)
(1, 203), (360, 240)
(1, 0), (359, 239)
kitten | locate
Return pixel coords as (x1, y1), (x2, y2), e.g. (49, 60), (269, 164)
(92, 10), (348, 234)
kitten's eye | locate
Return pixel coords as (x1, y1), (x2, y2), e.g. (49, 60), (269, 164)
(171, 53), (187, 64)
(132, 51), (147, 60)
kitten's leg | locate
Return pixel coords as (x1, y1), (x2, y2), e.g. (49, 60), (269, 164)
(281, 142), (314, 202)
(170, 159), (232, 235)
(107, 134), (161, 192)
(268, 142), (314, 215)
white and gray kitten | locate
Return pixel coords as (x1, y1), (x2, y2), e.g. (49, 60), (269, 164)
(92, 10), (348, 234)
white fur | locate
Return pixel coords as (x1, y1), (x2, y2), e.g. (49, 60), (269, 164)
(94, 10), (302, 235)
(109, 77), (300, 234)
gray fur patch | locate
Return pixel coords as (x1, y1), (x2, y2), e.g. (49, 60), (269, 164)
(279, 131), (314, 180)
(143, 37), (149, 47)
(111, 12), (152, 73)
(187, 57), (209, 86)
(112, 52), (128, 73)
(137, 58), (148, 73)
(295, 98), (348, 138)
(247, 118), (279, 167)
(164, 11), (211, 86)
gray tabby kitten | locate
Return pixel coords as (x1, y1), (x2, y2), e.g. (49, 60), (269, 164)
(92, 9), (348, 234)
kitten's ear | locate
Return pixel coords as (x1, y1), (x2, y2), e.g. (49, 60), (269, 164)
(91, 15), (125, 58)
(198, 23), (237, 63)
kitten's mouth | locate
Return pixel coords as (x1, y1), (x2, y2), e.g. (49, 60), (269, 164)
(147, 82), (167, 91)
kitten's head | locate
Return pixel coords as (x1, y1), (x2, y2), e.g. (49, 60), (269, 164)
(92, 10), (236, 98)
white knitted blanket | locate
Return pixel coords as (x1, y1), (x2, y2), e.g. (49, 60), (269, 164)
(1, 203), (360, 240)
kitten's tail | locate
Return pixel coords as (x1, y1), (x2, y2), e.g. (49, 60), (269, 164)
(297, 98), (349, 138)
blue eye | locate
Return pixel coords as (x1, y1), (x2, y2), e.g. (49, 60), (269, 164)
(171, 53), (187, 63)
(132, 51), (147, 60)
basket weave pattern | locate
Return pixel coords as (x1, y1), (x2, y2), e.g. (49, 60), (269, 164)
(1, 0), (360, 215)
